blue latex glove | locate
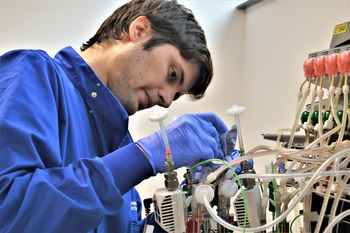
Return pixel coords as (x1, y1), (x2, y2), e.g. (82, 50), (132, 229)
(137, 113), (228, 175)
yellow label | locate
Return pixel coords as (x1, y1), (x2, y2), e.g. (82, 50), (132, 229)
(334, 23), (348, 35)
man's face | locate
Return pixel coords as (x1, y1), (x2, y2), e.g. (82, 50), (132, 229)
(106, 42), (200, 116)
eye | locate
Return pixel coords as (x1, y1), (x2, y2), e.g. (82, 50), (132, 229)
(170, 67), (177, 81)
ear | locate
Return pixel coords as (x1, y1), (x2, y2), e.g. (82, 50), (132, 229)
(129, 16), (152, 42)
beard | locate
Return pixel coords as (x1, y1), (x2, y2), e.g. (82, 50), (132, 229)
(107, 75), (137, 116)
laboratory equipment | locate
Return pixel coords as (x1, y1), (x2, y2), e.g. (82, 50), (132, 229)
(143, 22), (350, 233)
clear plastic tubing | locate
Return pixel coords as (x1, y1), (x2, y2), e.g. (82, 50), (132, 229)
(204, 148), (350, 232)
(212, 145), (350, 178)
(273, 144), (350, 174)
(213, 147), (295, 178)
(323, 209), (350, 233)
(329, 175), (350, 222)
(287, 88), (309, 149)
(313, 176), (334, 233)
(333, 156), (350, 193)
(280, 94), (343, 180)
(235, 115), (244, 151)
(159, 120), (171, 154)
(229, 170), (350, 182)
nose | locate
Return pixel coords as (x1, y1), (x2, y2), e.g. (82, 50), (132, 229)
(158, 89), (175, 108)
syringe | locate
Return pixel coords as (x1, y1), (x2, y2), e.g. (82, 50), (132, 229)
(149, 108), (178, 191)
(227, 105), (254, 189)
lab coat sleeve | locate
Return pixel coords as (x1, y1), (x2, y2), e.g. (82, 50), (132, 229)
(0, 50), (150, 232)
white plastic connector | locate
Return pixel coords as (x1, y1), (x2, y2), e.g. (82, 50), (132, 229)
(318, 89), (324, 97)
(303, 122), (312, 130)
(226, 105), (245, 116)
(304, 88), (311, 96)
(343, 85), (349, 93)
(149, 108), (168, 122)
(204, 172), (217, 184)
(314, 124), (319, 132)
(225, 169), (233, 179)
(297, 91), (303, 99)
(324, 120), (334, 130)
(329, 86), (335, 94)
(220, 180), (238, 198)
(335, 87), (342, 96)
(195, 184), (215, 204)
(331, 184), (340, 193)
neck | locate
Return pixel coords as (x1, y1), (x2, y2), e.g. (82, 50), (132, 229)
(80, 43), (111, 85)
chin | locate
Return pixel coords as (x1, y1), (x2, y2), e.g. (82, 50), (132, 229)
(122, 105), (137, 116)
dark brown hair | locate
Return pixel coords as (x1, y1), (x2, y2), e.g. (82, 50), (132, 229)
(81, 0), (213, 100)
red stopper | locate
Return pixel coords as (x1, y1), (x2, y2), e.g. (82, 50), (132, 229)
(325, 54), (338, 75)
(338, 51), (350, 73)
(314, 56), (326, 76)
(303, 58), (314, 78)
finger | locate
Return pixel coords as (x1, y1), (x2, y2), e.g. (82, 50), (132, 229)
(199, 113), (228, 134)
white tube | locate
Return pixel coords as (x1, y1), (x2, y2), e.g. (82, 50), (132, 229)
(333, 157), (350, 193)
(276, 128), (291, 153)
(337, 86), (348, 144)
(296, 91), (303, 115)
(280, 94), (343, 190)
(323, 209), (350, 233)
(235, 115), (244, 151)
(229, 170), (350, 181)
(287, 89), (310, 149)
(317, 89), (324, 146)
(313, 176), (334, 233)
(329, 175), (350, 222)
(204, 148), (350, 232)
(213, 145), (350, 179)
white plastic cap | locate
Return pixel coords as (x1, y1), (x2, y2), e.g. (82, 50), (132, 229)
(226, 105), (245, 116)
(303, 122), (311, 130)
(314, 124), (319, 132)
(324, 120), (334, 130)
(149, 108), (168, 122)
(195, 184), (215, 204)
(220, 180), (238, 198)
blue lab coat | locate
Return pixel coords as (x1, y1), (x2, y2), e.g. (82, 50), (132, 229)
(0, 46), (161, 232)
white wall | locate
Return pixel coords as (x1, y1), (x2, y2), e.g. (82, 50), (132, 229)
(241, 0), (350, 173)
(1, 0), (350, 224)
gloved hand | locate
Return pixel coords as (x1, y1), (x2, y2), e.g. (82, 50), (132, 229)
(136, 113), (228, 175)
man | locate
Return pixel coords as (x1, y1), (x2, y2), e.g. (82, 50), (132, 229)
(0, 0), (227, 232)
